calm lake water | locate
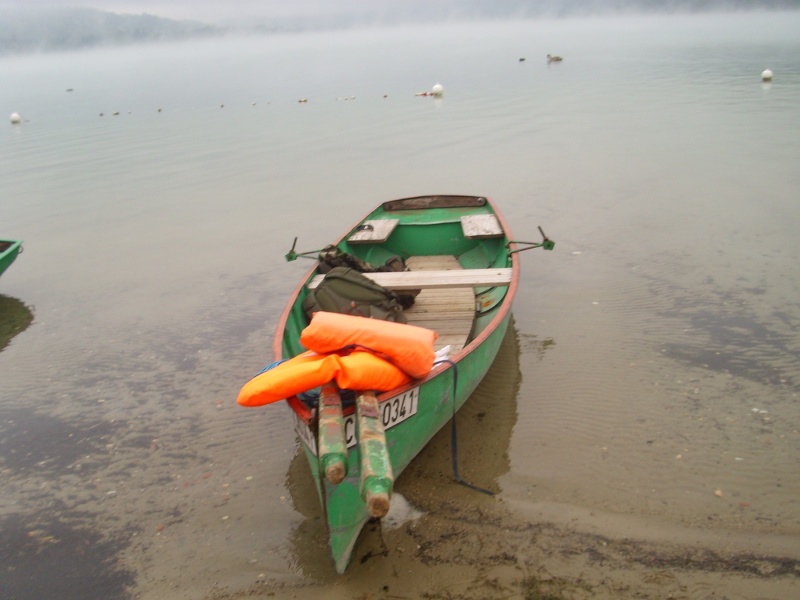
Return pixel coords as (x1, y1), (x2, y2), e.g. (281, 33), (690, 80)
(2, 11), (799, 599)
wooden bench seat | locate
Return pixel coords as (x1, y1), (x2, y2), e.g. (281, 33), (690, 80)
(307, 267), (512, 291)
(347, 219), (399, 244)
(403, 256), (476, 352)
(460, 214), (504, 239)
(306, 256), (509, 353)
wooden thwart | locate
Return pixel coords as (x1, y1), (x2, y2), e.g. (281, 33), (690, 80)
(306, 255), (505, 353)
(308, 268), (512, 291)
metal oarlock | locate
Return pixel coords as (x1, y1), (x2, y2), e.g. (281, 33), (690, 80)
(507, 225), (555, 254)
(285, 237), (326, 262)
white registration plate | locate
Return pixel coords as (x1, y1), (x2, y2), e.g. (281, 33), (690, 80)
(292, 387), (419, 454)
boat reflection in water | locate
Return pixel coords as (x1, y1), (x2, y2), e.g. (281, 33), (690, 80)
(285, 321), (522, 577)
(0, 294), (33, 353)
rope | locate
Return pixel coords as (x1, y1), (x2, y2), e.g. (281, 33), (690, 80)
(253, 359), (288, 377)
(313, 403), (332, 537)
(435, 359), (495, 496)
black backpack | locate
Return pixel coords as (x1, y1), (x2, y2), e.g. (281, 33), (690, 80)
(302, 267), (407, 323)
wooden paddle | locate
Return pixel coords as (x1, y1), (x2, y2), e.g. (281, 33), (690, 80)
(318, 382), (348, 484)
(356, 391), (394, 518)
(319, 383), (394, 518)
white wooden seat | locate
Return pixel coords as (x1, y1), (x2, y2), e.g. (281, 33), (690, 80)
(347, 219), (399, 244)
(460, 214), (503, 239)
(307, 267), (511, 291)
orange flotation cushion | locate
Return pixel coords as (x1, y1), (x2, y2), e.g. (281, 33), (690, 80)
(300, 311), (437, 379)
(237, 350), (411, 407)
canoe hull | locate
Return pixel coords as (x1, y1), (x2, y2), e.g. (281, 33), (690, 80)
(291, 311), (511, 571)
(0, 240), (23, 278)
(273, 195), (519, 572)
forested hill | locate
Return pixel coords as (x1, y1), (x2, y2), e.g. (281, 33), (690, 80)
(0, 8), (220, 55)
(1, 2), (797, 56)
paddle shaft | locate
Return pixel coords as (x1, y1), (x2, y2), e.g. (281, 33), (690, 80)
(356, 391), (394, 518)
(318, 382), (348, 484)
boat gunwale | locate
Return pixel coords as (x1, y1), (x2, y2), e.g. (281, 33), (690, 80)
(273, 196), (519, 423)
(0, 239), (23, 276)
(0, 239), (23, 254)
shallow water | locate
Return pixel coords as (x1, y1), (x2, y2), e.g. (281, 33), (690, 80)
(1, 11), (799, 599)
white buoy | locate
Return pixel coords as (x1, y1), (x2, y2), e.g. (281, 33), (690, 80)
(761, 69), (773, 82)
(431, 82), (444, 96)
(10, 112), (21, 124)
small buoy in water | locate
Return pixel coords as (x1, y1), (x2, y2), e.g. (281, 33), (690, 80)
(431, 82), (444, 96)
(10, 112), (21, 124)
(761, 69), (773, 82)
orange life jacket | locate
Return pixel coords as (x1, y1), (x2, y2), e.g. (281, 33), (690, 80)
(300, 311), (436, 379)
(237, 350), (411, 407)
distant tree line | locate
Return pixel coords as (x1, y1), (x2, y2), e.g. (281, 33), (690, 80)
(0, 8), (220, 55)
(384, 0), (799, 21)
(1, 2), (798, 56)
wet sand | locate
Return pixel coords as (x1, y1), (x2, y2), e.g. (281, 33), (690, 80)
(199, 328), (800, 599)
(199, 459), (800, 599)
(206, 514), (800, 600)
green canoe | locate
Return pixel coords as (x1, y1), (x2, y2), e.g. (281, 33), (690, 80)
(0, 239), (23, 278)
(269, 195), (552, 573)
